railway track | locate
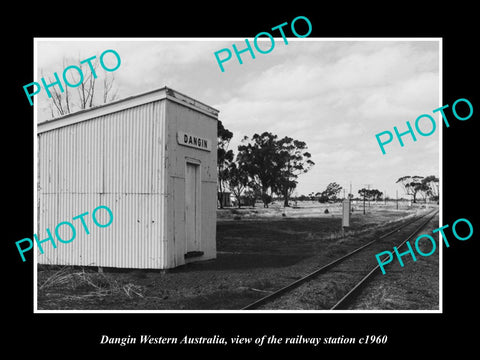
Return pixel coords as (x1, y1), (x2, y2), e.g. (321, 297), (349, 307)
(241, 209), (439, 310)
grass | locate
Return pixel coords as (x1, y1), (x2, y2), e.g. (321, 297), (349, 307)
(38, 266), (145, 300)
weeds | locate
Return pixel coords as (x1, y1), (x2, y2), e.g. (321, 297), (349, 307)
(38, 267), (145, 299)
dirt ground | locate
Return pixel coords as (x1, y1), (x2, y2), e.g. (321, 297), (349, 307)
(36, 202), (437, 311)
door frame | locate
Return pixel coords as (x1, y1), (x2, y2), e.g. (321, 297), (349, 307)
(184, 157), (202, 258)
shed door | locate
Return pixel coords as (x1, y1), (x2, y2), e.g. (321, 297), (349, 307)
(185, 162), (200, 255)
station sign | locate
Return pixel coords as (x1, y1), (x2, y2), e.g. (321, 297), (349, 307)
(177, 131), (211, 152)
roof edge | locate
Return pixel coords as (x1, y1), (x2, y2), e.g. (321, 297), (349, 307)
(37, 86), (219, 134)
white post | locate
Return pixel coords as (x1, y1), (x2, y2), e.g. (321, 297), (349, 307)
(342, 198), (350, 230)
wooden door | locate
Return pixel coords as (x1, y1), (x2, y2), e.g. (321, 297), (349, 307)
(185, 162), (199, 254)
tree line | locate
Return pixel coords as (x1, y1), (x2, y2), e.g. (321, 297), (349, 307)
(299, 183), (382, 203)
(217, 121), (314, 208)
(217, 121), (440, 208)
(396, 175), (439, 203)
(302, 176), (438, 204)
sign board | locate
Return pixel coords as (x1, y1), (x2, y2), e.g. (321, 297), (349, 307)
(177, 132), (212, 152)
(342, 199), (351, 227)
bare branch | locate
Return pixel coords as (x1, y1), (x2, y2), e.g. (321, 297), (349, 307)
(89, 72), (96, 108)
(43, 54), (119, 117)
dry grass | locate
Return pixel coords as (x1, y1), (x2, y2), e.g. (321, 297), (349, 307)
(38, 266), (145, 299)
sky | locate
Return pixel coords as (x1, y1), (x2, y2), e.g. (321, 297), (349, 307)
(35, 38), (440, 199)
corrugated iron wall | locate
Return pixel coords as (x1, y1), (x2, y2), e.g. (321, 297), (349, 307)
(165, 100), (218, 268)
(37, 100), (167, 268)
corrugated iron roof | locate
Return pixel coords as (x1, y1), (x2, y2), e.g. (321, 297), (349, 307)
(38, 86), (219, 134)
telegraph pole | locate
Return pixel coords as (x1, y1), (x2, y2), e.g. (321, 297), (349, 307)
(396, 189), (399, 210)
(363, 191), (366, 214)
(362, 183), (372, 214)
(367, 184), (371, 208)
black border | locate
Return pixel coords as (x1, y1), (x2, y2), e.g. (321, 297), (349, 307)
(6, 4), (478, 355)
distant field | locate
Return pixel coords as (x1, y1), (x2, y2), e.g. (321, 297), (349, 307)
(216, 203), (431, 256)
(217, 200), (433, 221)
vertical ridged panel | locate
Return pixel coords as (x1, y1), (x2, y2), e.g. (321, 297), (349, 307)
(46, 193), (100, 266)
(36, 193), (59, 264)
(57, 121), (104, 193)
(97, 194), (163, 268)
(38, 131), (58, 194)
(103, 103), (161, 194)
(37, 100), (166, 269)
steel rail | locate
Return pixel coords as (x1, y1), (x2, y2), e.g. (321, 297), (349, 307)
(241, 209), (437, 310)
(330, 209), (439, 310)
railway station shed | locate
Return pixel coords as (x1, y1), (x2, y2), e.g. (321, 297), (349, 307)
(37, 86), (218, 269)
